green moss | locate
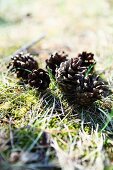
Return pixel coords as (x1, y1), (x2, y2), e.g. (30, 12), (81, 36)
(0, 78), (38, 122)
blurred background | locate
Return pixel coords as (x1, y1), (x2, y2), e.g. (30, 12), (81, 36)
(0, 0), (113, 74)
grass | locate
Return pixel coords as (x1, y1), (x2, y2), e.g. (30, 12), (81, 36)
(0, 68), (112, 170)
(0, 0), (113, 169)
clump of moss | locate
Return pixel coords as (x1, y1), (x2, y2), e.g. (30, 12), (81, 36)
(0, 77), (38, 126)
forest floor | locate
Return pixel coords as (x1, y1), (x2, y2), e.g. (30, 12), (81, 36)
(0, 0), (113, 170)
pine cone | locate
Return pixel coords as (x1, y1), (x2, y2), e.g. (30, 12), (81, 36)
(78, 51), (96, 67)
(28, 69), (50, 91)
(56, 57), (107, 106)
(46, 51), (68, 76)
(7, 52), (38, 80)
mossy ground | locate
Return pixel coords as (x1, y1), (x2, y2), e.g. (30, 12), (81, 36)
(0, 0), (113, 170)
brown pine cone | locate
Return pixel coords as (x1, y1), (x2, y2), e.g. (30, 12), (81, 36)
(28, 69), (50, 91)
(46, 51), (68, 76)
(7, 52), (38, 80)
(78, 51), (96, 67)
(56, 57), (107, 106)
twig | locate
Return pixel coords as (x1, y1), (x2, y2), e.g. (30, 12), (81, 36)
(9, 117), (14, 149)
(13, 34), (45, 56)
(4, 34), (46, 62)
